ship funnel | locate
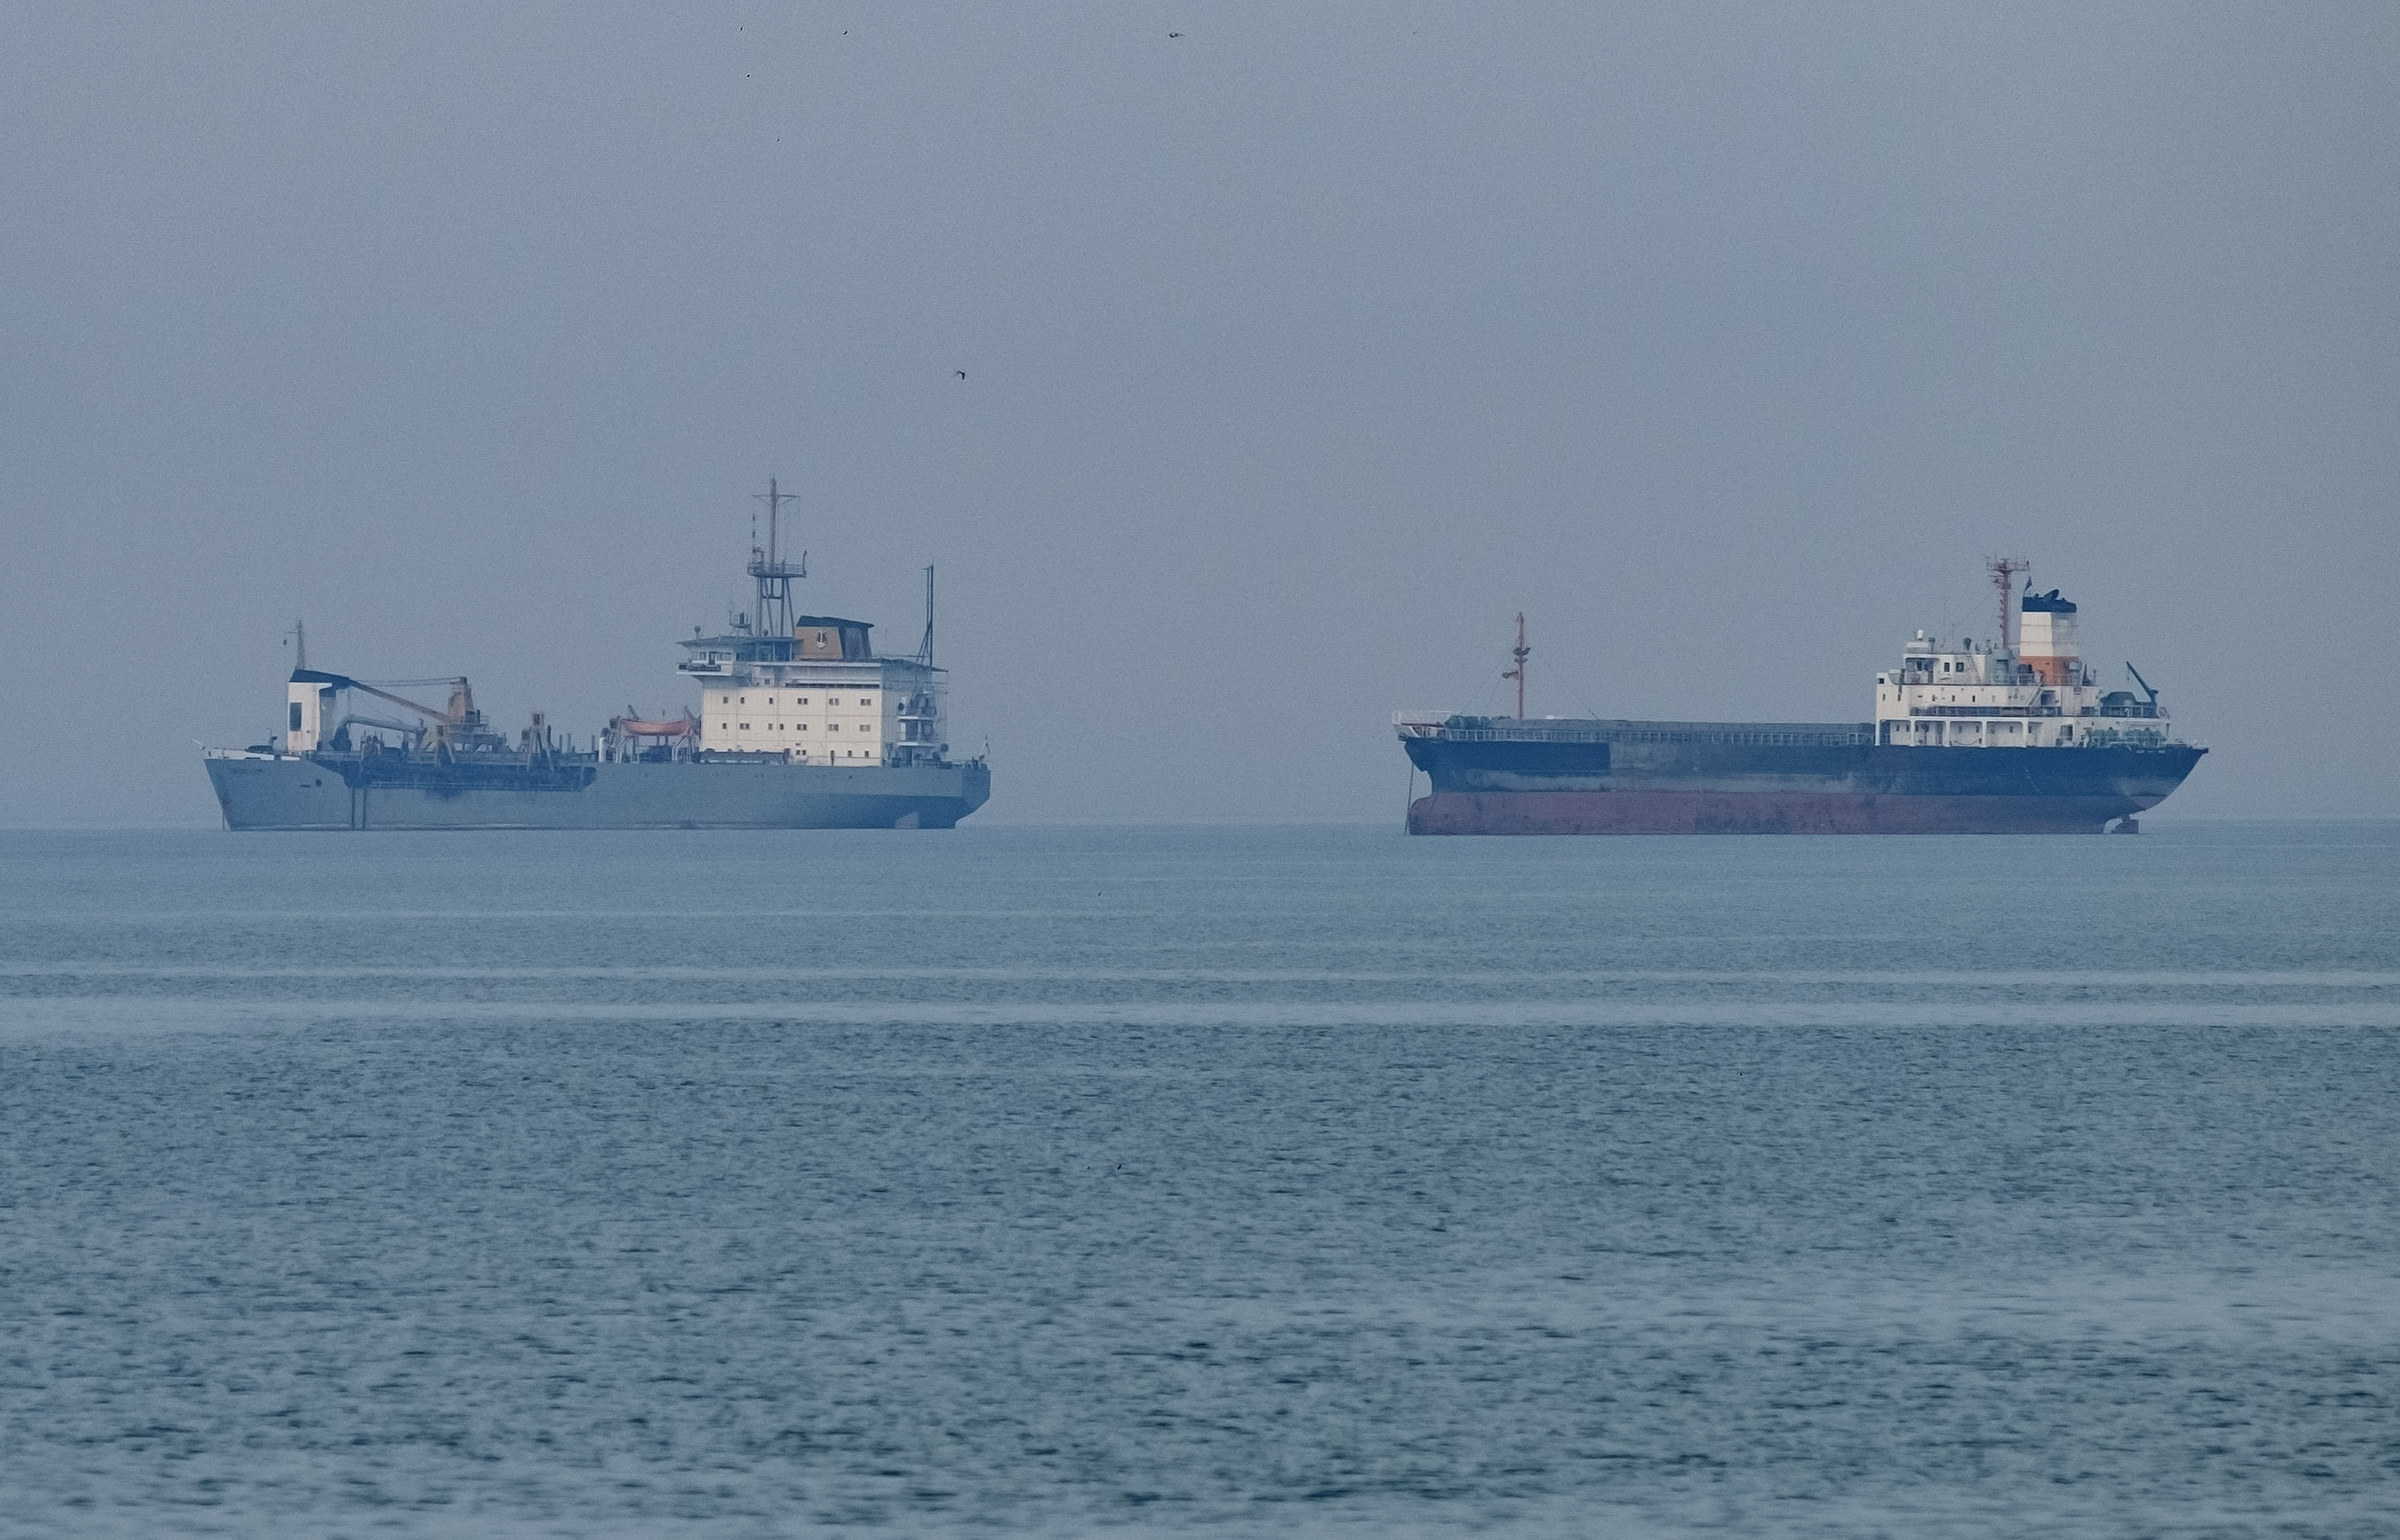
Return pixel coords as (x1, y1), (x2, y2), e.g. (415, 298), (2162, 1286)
(2019, 588), (2080, 685)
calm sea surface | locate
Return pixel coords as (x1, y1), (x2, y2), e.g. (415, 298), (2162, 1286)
(2, 822), (2396, 1538)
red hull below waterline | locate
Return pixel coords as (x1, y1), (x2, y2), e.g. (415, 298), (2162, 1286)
(1407, 791), (2148, 836)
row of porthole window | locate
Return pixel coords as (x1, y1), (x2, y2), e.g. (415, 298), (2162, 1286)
(711, 743), (873, 759)
(1906, 720), (2074, 738)
(726, 723), (863, 732)
(728, 695), (879, 708)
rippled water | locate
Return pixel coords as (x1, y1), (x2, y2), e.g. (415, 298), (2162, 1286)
(2, 823), (2395, 1538)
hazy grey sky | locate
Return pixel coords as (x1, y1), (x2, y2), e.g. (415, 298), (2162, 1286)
(4, 2), (2394, 823)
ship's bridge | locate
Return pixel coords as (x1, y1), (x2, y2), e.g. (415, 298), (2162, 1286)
(678, 615), (874, 674)
(1874, 589), (2174, 750)
(679, 617), (948, 767)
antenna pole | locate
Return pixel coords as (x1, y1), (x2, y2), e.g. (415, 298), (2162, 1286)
(750, 478), (805, 640)
(917, 564), (936, 666)
(1502, 613), (1530, 719)
(1987, 556), (2030, 651)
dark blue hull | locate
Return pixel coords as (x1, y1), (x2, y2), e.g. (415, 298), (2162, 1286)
(1402, 720), (2204, 834)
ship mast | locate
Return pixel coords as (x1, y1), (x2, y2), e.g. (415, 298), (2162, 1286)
(915, 565), (935, 666)
(749, 478), (807, 641)
(1503, 613), (1530, 720)
(1988, 556), (2029, 652)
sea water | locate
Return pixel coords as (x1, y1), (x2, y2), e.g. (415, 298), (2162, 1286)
(0, 823), (2394, 1538)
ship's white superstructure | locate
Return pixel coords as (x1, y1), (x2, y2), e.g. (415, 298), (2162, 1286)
(678, 626), (946, 765)
(666, 487), (952, 768)
(1873, 588), (2174, 749)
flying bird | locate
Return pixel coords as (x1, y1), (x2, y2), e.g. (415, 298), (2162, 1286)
(955, 370), (966, 380)
(1168, 32), (1183, 38)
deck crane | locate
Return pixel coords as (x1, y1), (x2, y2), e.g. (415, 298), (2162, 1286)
(290, 669), (478, 750)
(2125, 662), (2161, 714)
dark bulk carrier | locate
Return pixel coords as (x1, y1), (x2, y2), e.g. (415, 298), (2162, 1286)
(1398, 566), (2204, 835)
(204, 484), (990, 830)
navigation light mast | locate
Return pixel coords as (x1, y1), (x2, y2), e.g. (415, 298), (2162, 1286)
(1503, 613), (1530, 720)
(915, 565), (935, 666)
(1988, 556), (2030, 652)
(749, 478), (807, 641)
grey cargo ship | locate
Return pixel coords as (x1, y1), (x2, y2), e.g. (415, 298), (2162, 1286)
(204, 485), (990, 830)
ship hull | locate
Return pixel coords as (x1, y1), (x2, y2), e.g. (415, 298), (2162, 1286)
(1402, 731), (2203, 835)
(1411, 790), (2156, 835)
(206, 755), (991, 831)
